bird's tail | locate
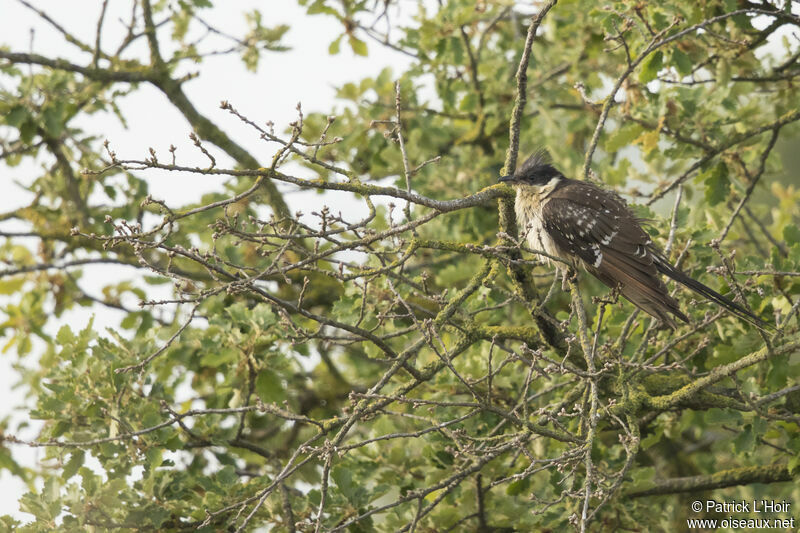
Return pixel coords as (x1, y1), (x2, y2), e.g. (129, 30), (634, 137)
(653, 256), (772, 330)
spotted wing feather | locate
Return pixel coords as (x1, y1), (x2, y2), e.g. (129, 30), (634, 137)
(541, 180), (688, 327)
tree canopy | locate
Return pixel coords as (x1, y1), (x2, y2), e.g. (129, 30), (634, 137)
(1, 0), (799, 531)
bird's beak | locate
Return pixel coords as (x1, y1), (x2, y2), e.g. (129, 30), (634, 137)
(498, 175), (515, 184)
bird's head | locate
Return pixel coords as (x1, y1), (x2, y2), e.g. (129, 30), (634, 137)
(498, 150), (563, 189)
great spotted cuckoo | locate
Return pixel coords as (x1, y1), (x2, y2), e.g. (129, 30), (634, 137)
(499, 151), (769, 329)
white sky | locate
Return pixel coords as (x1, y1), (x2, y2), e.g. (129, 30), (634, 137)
(0, 0), (414, 521)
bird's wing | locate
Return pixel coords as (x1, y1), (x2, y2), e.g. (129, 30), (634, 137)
(541, 181), (654, 271)
(541, 181), (687, 325)
(540, 180), (770, 329)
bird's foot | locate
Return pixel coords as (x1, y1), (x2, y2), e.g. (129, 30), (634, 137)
(593, 285), (621, 306)
(561, 268), (578, 291)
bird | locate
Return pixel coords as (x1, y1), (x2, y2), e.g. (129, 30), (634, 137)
(498, 150), (770, 329)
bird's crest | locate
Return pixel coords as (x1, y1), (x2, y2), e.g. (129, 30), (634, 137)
(511, 148), (563, 186)
(517, 148), (553, 176)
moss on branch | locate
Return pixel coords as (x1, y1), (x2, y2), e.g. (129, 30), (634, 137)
(627, 463), (794, 498)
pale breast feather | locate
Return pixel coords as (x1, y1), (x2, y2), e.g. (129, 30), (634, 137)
(513, 180), (569, 265)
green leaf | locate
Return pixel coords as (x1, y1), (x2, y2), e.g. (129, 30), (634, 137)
(629, 466), (656, 491)
(635, 129), (660, 155)
(605, 123), (643, 152)
(699, 162), (730, 206)
(349, 35), (368, 56)
(640, 426), (663, 450)
(0, 517), (20, 530)
(0, 277), (25, 295)
(716, 58), (731, 86)
(671, 49), (693, 76)
(307, 489), (321, 507)
(62, 451), (85, 481)
(255, 369), (285, 403)
(224, 302), (250, 325)
(639, 51), (663, 83)
(331, 465), (358, 503)
(332, 294), (359, 322)
(424, 488), (444, 503)
(241, 47), (259, 72)
(251, 303), (277, 328)
(5, 105), (29, 128)
(56, 325), (75, 345)
(42, 103), (65, 137)
(19, 492), (53, 521)
(329, 34), (342, 55)
(120, 312), (139, 330)
(217, 465), (237, 486)
(506, 476), (530, 496)
(141, 405), (162, 428)
(733, 424), (755, 453)
(103, 184), (117, 200)
(307, 0), (338, 16)
(19, 118), (37, 144)
(143, 275), (170, 285)
(783, 225), (800, 246)
(146, 447), (163, 471)
(789, 454), (800, 475)
(200, 347), (238, 368)
(458, 92), (477, 112)
(149, 506), (171, 528)
(704, 408), (742, 425)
